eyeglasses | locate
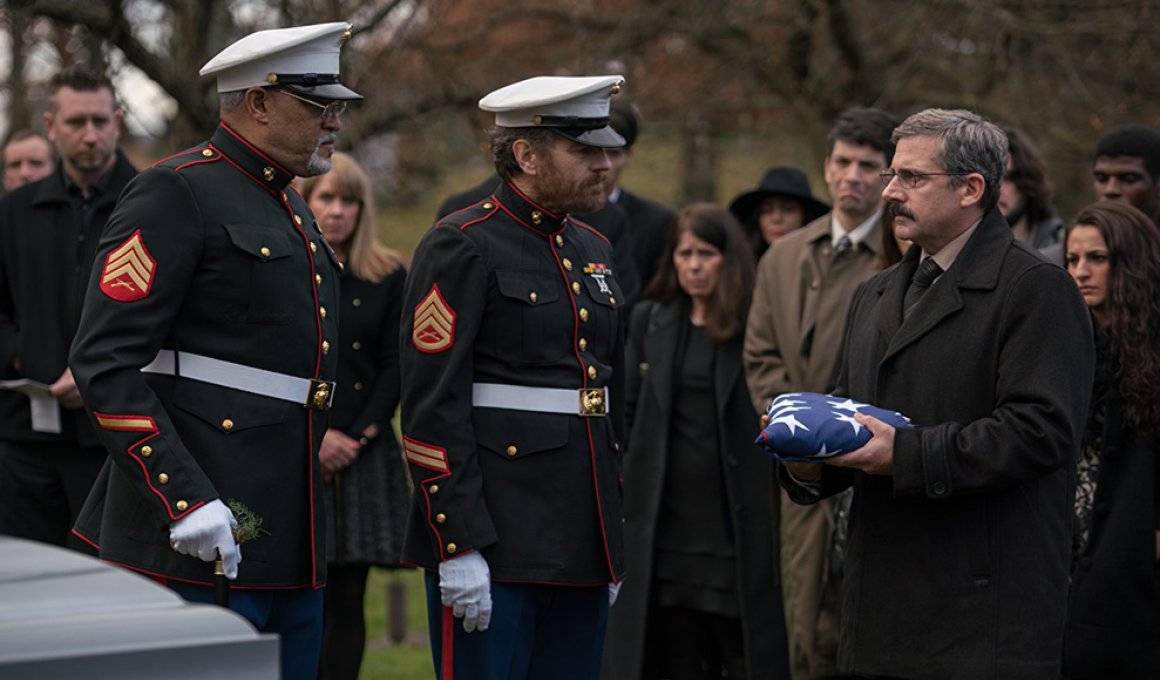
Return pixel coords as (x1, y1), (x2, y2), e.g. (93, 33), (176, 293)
(880, 169), (970, 189)
(276, 89), (347, 120)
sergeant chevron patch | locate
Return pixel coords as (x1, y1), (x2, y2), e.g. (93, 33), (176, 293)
(413, 284), (455, 353)
(100, 230), (156, 302)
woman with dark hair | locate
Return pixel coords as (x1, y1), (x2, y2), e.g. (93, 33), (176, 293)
(728, 167), (830, 260)
(604, 203), (789, 679)
(301, 152), (410, 680)
(1062, 201), (1160, 678)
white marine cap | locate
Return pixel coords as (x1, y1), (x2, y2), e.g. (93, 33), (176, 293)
(479, 75), (626, 148)
(199, 22), (362, 100)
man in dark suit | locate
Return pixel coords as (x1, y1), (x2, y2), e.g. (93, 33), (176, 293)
(781, 109), (1094, 679)
(606, 101), (675, 291)
(0, 66), (137, 547)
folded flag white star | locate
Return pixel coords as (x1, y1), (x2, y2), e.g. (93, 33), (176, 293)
(755, 392), (916, 463)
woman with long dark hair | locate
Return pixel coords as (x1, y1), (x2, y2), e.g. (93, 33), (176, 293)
(1062, 201), (1160, 678)
(604, 203), (788, 679)
(301, 152), (409, 680)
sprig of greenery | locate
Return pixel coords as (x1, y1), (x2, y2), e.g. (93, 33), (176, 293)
(227, 499), (270, 544)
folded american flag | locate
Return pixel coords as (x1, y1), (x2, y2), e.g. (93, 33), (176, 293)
(755, 392), (916, 463)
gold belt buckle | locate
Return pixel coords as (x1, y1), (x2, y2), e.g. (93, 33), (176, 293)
(306, 379), (335, 410)
(578, 388), (607, 417)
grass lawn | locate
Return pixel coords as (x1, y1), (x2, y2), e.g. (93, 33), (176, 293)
(360, 567), (436, 679)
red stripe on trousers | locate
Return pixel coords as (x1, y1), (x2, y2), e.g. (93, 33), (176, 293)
(442, 605), (455, 680)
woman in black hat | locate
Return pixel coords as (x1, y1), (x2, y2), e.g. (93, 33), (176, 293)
(728, 167), (830, 260)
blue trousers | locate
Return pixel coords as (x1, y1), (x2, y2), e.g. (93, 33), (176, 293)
(425, 573), (609, 680)
(169, 581), (323, 680)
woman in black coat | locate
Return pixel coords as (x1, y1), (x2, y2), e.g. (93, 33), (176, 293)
(604, 203), (789, 680)
(302, 153), (409, 680)
(1063, 202), (1160, 678)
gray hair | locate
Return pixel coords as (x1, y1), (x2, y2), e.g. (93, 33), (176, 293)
(488, 126), (559, 180)
(219, 90), (245, 113)
(892, 108), (1008, 212)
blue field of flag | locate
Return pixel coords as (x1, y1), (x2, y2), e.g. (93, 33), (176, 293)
(755, 392), (916, 463)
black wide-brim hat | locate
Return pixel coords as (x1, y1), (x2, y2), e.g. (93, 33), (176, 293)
(729, 167), (830, 224)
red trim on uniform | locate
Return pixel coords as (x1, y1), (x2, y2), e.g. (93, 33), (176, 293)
(279, 190), (325, 588)
(217, 153), (280, 196)
(569, 217), (612, 245)
(71, 528), (99, 550)
(150, 146), (205, 168)
(173, 149), (221, 172)
(93, 412), (159, 432)
(219, 123), (294, 177)
(421, 474), (452, 559)
(100, 559), (315, 590)
(119, 431), (187, 520)
(504, 179), (564, 221)
(548, 235), (620, 581)
(442, 605), (456, 680)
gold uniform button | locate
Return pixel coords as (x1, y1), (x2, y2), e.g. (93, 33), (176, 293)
(140, 445), (153, 457)
(201, 149), (213, 157)
(529, 291), (538, 303)
(435, 513), (447, 524)
(352, 341), (361, 350)
(555, 235), (564, 247)
(563, 258), (573, 271)
(429, 484), (440, 494)
(260, 246), (271, 257)
(354, 382), (363, 391)
(482, 202), (494, 209)
(322, 340), (330, 354)
(447, 543), (458, 554)
(222, 419), (234, 431)
(310, 242), (318, 253)
(176, 500), (188, 512)
(506, 445), (517, 457)
(580, 308), (589, 322)
(352, 298), (361, 307)
(319, 306), (327, 318)
(295, 215), (303, 226)
(610, 297), (617, 305)
(158, 473), (170, 485)
(579, 338), (588, 351)
(572, 281), (581, 295)
(588, 366), (597, 379)
(315, 274), (322, 285)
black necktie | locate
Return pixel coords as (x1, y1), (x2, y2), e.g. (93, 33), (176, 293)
(833, 235), (852, 258)
(903, 257), (943, 320)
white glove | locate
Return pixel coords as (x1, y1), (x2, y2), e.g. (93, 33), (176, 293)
(438, 552), (492, 632)
(609, 581), (622, 607)
(169, 499), (241, 579)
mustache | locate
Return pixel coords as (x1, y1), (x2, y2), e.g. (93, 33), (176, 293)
(314, 133), (338, 149)
(889, 202), (916, 221)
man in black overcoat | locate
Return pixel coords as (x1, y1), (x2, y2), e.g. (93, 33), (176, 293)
(781, 109), (1094, 680)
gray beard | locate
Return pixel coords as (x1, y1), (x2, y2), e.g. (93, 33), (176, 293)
(303, 134), (337, 177)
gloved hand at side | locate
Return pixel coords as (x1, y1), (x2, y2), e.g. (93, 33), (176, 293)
(438, 551), (492, 632)
(169, 499), (241, 579)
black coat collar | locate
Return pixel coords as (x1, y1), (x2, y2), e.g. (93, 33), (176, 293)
(493, 178), (567, 235)
(210, 123), (295, 193)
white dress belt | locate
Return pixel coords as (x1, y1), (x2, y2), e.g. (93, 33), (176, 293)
(472, 382), (609, 416)
(141, 349), (334, 409)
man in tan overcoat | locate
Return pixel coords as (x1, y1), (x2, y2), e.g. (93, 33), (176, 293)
(743, 108), (898, 680)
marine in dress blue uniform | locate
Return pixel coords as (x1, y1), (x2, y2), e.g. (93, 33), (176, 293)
(67, 23), (361, 680)
(401, 75), (629, 680)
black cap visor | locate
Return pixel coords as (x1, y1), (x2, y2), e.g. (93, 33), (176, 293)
(552, 125), (626, 149)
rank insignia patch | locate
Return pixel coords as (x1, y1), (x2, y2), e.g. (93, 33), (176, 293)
(413, 284), (455, 353)
(403, 436), (449, 473)
(100, 230), (155, 302)
(94, 412), (159, 432)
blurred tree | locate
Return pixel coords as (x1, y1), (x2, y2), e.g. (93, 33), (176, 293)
(2, 0), (1156, 214)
